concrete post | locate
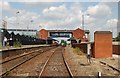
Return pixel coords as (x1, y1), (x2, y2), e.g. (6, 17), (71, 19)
(87, 43), (91, 55)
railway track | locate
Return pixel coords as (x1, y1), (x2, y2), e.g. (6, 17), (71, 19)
(1, 49), (42, 64)
(2, 46), (118, 77)
(1, 46), (45, 60)
(1, 46), (56, 77)
(99, 61), (120, 76)
(38, 47), (73, 78)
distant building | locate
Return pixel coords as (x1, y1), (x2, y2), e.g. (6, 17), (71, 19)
(0, 28), (37, 36)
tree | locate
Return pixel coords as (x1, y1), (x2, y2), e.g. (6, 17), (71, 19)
(60, 40), (67, 46)
(116, 32), (120, 41)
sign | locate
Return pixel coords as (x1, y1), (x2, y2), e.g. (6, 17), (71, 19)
(50, 32), (72, 37)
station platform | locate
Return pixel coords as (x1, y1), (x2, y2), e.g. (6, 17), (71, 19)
(0, 44), (50, 52)
(65, 46), (120, 76)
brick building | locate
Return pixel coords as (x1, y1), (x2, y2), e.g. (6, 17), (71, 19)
(37, 29), (48, 40)
(72, 31), (113, 58)
(37, 28), (90, 43)
(93, 31), (112, 58)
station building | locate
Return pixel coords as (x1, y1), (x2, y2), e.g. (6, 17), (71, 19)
(37, 28), (90, 43)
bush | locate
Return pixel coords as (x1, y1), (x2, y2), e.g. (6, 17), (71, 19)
(115, 32), (120, 41)
(0, 42), (2, 48)
(60, 40), (67, 46)
(73, 47), (84, 55)
(13, 40), (22, 47)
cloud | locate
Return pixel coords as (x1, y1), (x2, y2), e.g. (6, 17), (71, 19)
(0, 1), (12, 20)
(70, 2), (82, 12)
(40, 3), (84, 29)
(4, 10), (40, 29)
(84, 15), (96, 24)
(1, 1), (118, 42)
(4, 0), (120, 2)
(42, 4), (68, 19)
(0, 1), (11, 11)
(100, 0), (120, 2)
(1, 2), (118, 39)
(86, 3), (111, 19)
(4, 0), (65, 2)
(106, 18), (118, 28)
(19, 2), (114, 31)
(105, 18), (118, 38)
(0, 1), (18, 18)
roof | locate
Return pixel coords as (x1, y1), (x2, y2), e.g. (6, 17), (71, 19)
(47, 29), (89, 33)
(95, 31), (112, 34)
(47, 30), (73, 32)
(0, 28), (37, 32)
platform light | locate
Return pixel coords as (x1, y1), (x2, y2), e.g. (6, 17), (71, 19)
(81, 13), (90, 31)
(81, 13), (90, 41)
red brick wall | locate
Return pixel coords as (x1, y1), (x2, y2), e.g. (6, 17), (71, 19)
(91, 43), (94, 57)
(72, 28), (85, 39)
(72, 43), (87, 53)
(94, 31), (112, 58)
(37, 29), (48, 40)
(37, 28), (86, 40)
(113, 45), (120, 55)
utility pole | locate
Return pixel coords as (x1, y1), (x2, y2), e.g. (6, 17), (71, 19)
(27, 23), (29, 36)
(2, 20), (7, 46)
(81, 14), (85, 42)
(16, 11), (20, 33)
(2, 20), (7, 29)
(82, 14), (84, 31)
(81, 13), (90, 42)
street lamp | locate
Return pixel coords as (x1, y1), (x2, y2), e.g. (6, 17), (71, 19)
(16, 11), (20, 33)
(39, 25), (42, 30)
(82, 14), (84, 31)
(81, 13), (90, 42)
(81, 13), (90, 31)
(26, 20), (33, 36)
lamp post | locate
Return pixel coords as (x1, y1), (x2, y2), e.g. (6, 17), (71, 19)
(26, 20), (33, 36)
(82, 13), (90, 31)
(27, 21), (29, 36)
(81, 13), (90, 39)
(81, 14), (86, 42)
(2, 20), (7, 46)
(16, 11), (20, 34)
(38, 25), (42, 38)
(82, 14), (84, 31)
(39, 25), (42, 30)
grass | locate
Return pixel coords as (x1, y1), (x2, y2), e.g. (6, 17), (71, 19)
(13, 41), (22, 48)
(73, 47), (85, 56)
(0, 42), (2, 49)
(39, 44), (50, 46)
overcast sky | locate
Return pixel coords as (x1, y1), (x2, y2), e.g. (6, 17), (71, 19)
(0, 0), (119, 41)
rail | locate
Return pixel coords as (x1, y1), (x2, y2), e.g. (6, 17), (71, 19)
(1, 46), (56, 77)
